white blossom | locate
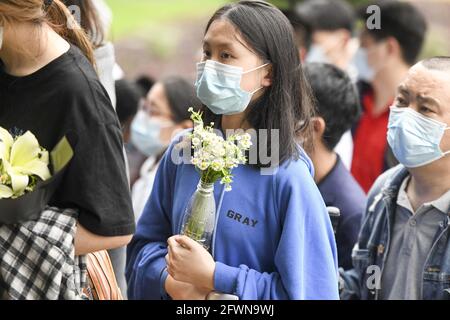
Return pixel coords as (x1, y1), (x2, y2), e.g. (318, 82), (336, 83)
(187, 109), (252, 192)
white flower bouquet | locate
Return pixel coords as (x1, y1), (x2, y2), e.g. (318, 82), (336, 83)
(181, 109), (252, 249)
(0, 127), (75, 224)
(188, 108), (252, 191)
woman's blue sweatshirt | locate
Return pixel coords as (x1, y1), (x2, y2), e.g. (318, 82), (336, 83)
(126, 132), (339, 300)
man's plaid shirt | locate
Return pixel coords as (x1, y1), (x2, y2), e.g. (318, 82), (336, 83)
(0, 207), (87, 300)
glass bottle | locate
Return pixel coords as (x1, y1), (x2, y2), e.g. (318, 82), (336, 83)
(181, 180), (216, 250)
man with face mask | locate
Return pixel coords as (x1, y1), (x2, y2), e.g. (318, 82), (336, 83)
(340, 57), (450, 300)
(295, 0), (357, 72)
(351, 1), (427, 193)
(287, 0), (358, 170)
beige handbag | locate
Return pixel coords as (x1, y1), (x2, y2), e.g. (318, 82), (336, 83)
(83, 250), (123, 300)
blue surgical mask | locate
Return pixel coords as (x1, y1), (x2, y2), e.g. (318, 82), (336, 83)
(305, 44), (329, 64)
(131, 110), (169, 157)
(352, 48), (375, 83)
(387, 106), (450, 168)
(195, 60), (269, 115)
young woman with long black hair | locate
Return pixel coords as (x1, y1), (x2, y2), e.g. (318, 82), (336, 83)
(126, 1), (339, 300)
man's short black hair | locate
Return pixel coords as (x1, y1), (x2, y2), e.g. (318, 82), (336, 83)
(304, 63), (362, 151)
(115, 79), (141, 125)
(358, 0), (427, 65)
(295, 0), (355, 33)
(135, 75), (156, 97)
(281, 8), (312, 49)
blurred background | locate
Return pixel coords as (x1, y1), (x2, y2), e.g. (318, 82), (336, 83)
(105, 0), (450, 81)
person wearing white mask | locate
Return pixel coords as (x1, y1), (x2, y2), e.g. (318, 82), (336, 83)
(350, 1), (427, 193)
(288, 0), (358, 170)
(131, 77), (201, 221)
(340, 57), (450, 300)
(295, 0), (357, 72)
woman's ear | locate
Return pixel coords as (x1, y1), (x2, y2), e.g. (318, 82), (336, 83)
(262, 65), (273, 87)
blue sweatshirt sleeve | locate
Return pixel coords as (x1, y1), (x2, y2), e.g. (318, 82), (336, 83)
(125, 141), (177, 300)
(213, 161), (340, 300)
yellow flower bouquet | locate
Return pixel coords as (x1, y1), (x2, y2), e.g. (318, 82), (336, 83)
(0, 127), (75, 224)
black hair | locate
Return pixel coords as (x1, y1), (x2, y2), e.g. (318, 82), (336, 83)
(135, 75), (156, 98)
(281, 8), (312, 50)
(304, 63), (361, 151)
(421, 56), (450, 72)
(161, 77), (202, 123)
(358, 0), (427, 65)
(115, 79), (141, 125)
(295, 0), (355, 33)
(203, 0), (315, 167)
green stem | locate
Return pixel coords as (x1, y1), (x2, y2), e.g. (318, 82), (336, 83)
(201, 169), (210, 184)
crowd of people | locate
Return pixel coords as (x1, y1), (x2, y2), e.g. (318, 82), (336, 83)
(0, 0), (449, 300)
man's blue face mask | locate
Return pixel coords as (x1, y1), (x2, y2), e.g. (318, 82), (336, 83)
(194, 60), (270, 115)
(388, 106), (450, 168)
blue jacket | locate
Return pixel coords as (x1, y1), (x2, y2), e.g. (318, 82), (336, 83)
(126, 133), (339, 300)
(318, 156), (366, 270)
(340, 165), (450, 300)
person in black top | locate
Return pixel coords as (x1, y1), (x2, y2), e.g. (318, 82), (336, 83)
(0, 0), (134, 255)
